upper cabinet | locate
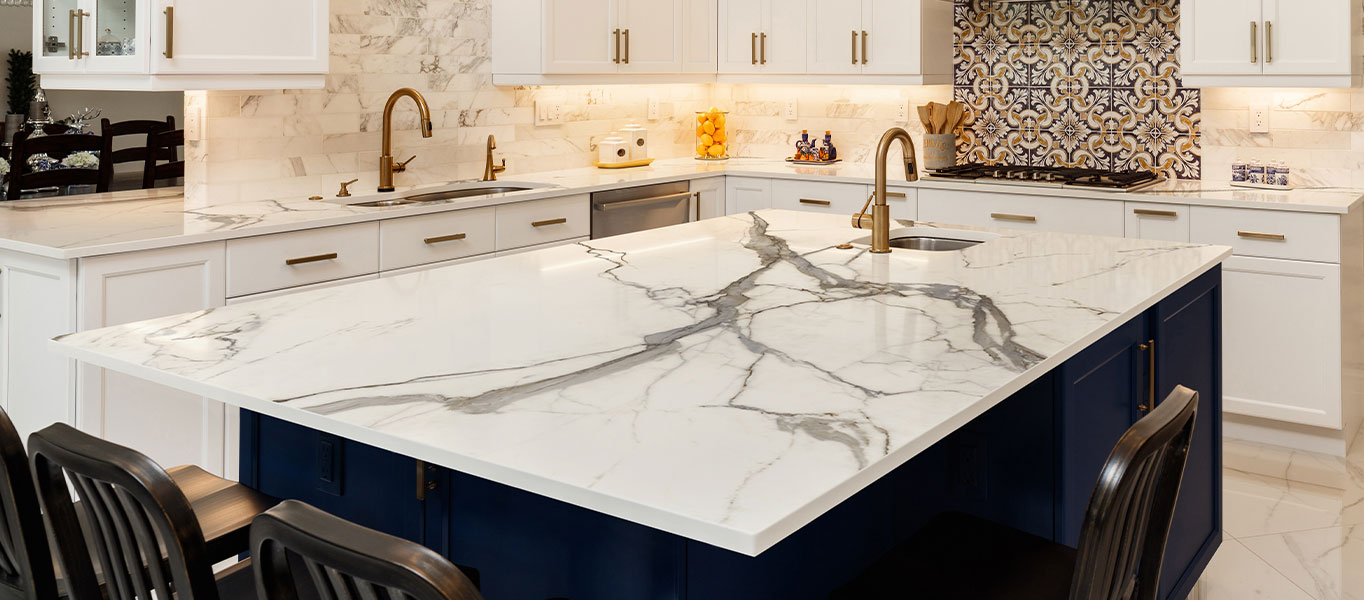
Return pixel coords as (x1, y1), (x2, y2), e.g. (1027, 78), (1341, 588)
(1181, 0), (1361, 87)
(493, 0), (951, 85)
(34, 0), (328, 91)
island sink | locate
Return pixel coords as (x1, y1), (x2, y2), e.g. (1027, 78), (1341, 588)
(849, 226), (999, 251)
(338, 181), (551, 208)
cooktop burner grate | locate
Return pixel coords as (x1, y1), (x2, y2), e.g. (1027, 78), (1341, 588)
(928, 164), (1165, 191)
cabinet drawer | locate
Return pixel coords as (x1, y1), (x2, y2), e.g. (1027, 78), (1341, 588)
(1125, 202), (1190, 243)
(919, 189), (1124, 237)
(380, 208), (496, 272)
(1190, 206), (1339, 263)
(495, 195), (590, 251)
(772, 180), (870, 216)
(226, 223), (380, 298)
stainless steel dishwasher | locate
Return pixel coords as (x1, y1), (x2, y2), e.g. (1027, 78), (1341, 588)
(590, 181), (692, 239)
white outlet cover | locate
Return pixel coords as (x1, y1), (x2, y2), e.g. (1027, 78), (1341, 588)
(897, 100), (910, 122)
(1250, 105), (1270, 133)
(784, 101), (798, 121)
(647, 98), (660, 121)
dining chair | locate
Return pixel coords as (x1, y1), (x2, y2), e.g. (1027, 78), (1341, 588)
(27, 423), (281, 600)
(252, 500), (484, 600)
(142, 128), (185, 189)
(5, 131), (104, 200)
(831, 385), (1200, 600)
(99, 117), (175, 191)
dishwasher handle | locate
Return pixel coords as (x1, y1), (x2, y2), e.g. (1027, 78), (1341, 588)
(593, 191), (694, 211)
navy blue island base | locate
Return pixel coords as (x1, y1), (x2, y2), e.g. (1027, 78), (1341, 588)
(240, 267), (1222, 600)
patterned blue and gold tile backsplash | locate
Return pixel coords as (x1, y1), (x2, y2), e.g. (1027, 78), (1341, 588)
(954, 0), (1201, 179)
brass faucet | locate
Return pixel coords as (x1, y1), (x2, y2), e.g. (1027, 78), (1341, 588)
(378, 88), (434, 192)
(852, 128), (919, 253)
(484, 135), (506, 181)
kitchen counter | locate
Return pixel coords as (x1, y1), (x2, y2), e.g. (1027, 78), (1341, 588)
(51, 210), (1229, 557)
(0, 157), (1358, 259)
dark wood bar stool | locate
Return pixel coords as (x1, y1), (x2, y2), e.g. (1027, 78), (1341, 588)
(142, 128), (185, 189)
(5, 131), (104, 200)
(99, 117), (175, 191)
(252, 500), (483, 600)
(27, 422), (281, 600)
(831, 386), (1200, 600)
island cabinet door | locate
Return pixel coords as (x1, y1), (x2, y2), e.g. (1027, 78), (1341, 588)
(1150, 266), (1222, 600)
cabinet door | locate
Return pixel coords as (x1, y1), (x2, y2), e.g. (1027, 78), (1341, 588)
(77, 242), (229, 475)
(771, 179), (869, 216)
(860, 0), (919, 75)
(725, 177), (772, 214)
(85, 0), (147, 74)
(1222, 256), (1341, 428)
(763, 0), (808, 74)
(1180, 0), (1262, 76)
(33, 0), (86, 74)
(692, 177), (727, 220)
(1125, 203), (1190, 242)
(0, 252), (76, 443)
(680, 0), (718, 73)
(151, 0), (327, 75)
(545, 0), (619, 73)
(618, 0), (684, 73)
(806, 0), (862, 74)
(1262, 0), (1353, 76)
(718, 0), (762, 73)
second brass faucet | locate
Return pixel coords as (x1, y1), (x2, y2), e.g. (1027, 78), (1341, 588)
(378, 88), (434, 192)
(852, 128), (919, 253)
(484, 135), (506, 181)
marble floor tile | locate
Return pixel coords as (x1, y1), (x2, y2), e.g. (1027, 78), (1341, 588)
(1239, 526), (1364, 600)
(1223, 469), (1355, 538)
(1202, 537), (1316, 600)
(1224, 438), (1348, 489)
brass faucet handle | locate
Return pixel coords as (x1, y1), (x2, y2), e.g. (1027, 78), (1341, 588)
(493, 159), (507, 173)
(337, 178), (360, 198)
(393, 155), (418, 173)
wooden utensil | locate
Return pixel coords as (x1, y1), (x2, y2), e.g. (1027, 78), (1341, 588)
(944, 102), (965, 134)
(933, 102), (949, 135)
(918, 105), (934, 134)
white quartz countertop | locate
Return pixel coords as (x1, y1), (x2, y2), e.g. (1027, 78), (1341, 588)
(51, 210), (1230, 555)
(0, 157), (1348, 260)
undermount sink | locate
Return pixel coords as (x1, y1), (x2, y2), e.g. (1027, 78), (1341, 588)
(848, 227), (1000, 252)
(341, 183), (545, 208)
(887, 236), (984, 251)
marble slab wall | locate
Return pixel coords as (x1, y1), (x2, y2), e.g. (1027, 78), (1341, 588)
(1202, 88), (1364, 188)
(954, 0), (1201, 179)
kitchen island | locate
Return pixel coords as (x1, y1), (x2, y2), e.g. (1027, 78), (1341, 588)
(52, 210), (1228, 599)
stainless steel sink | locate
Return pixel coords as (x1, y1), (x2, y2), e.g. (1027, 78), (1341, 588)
(347, 185), (537, 208)
(887, 236), (983, 251)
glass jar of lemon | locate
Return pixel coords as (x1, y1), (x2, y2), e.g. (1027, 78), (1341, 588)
(695, 107), (728, 160)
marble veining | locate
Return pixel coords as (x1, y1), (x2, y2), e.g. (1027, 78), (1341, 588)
(52, 210), (1228, 555)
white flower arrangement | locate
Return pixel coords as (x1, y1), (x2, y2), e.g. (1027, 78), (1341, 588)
(61, 151), (99, 169)
(0, 157), (9, 179)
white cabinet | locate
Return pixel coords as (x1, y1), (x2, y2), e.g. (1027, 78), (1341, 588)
(0, 251), (77, 444)
(380, 208), (496, 272)
(1221, 256), (1342, 429)
(918, 189), (1125, 237)
(718, 0), (806, 74)
(772, 179), (869, 216)
(1125, 203), (1190, 243)
(692, 177), (727, 220)
(1180, 0), (1360, 87)
(35, 0), (327, 91)
(76, 243), (229, 475)
(495, 194), (591, 250)
(804, 0), (951, 82)
(544, 0), (621, 74)
(617, 0), (685, 73)
(725, 177), (773, 214)
(225, 223), (380, 299)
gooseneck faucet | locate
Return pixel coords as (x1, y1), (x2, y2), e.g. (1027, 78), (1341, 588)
(378, 88), (434, 192)
(852, 128), (919, 253)
(484, 135), (506, 181)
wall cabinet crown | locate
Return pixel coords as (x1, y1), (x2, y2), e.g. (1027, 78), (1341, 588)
(33, 0), (328, 91)
(1180, 0), (1362, 87)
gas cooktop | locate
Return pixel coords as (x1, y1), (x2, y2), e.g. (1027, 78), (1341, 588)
(927, 164), (1166, 192)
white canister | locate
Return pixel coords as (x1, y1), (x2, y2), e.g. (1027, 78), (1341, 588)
(622, 123), (649, 161)
(598, 133), (630, 165)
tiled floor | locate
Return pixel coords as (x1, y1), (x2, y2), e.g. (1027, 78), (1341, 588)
(1201, 437), (1364, 599)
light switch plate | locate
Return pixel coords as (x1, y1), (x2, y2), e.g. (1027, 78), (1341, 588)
(1250, 105), (1270, 133)
(535, 101), (564, 126)
(784, 101), (797, 121)
(647, 98), (660, 121)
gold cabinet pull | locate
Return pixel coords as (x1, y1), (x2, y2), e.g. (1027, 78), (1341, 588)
(613, 29), (621, 64)
(285, 253), (339, 266)
(423, 233), (467, 245)
(990, 213), (1037, 223)
(1265, 20), (1273, 64)
(532, 218), (567, 228)
(1139, 340), (1156, 413)
(1251, 21), (1258, 64)
(164, 7), (174, 59)
(1133, 208), (1178, 218)
(851, 30), (858, 64)
(415, 460), (436, 500)
(799, 199), (832, 206)
(74, 10), (88, 58)
(861, 30), (868, 65)
(623, 29), (630, 64)
(760, 32), (767, 65)
(1238, 230), (1286, 241)
(68, 9), (76, 59)
(751, 32), (757, 65)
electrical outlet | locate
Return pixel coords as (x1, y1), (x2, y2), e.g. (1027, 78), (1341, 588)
(896, 100), (910, 122)
(535, 101), (565, 126)
(784, 100), (798, 121)
(647, 98), (660, 121)
(1250, 105), (1270, 133)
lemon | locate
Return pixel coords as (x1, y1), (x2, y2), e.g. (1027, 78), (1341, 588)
(713, 130), (727, 143)
(697, 144), (708, 156)
(703, 121), (716, 135)
(696, 113), (708, 124)
(708, 106), (720, 114)
(696, 124), (707, 136)
(714, 113), (726, 128)
(701, 133), (715, 147)
(708, 144), (726, 157)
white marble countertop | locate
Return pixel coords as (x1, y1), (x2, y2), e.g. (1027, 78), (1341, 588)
(0, 157), (1352, 260)
(50, 210), (1230, 555)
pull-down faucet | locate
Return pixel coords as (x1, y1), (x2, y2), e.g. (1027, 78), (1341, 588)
(852, 128), (919, 253)
(378, 88), (434, 192)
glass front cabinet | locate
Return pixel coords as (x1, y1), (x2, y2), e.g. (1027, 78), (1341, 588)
(31, 0), (328, 90)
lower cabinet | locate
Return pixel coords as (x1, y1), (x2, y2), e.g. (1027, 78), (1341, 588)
(725, 177), (773, 214)
(771, 179), (869, 215)
(693, 176), (727, 220)
(0, 251), (77, 443)
(919, 188), (1124, 237)
(1125, 202), (1191, 243)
